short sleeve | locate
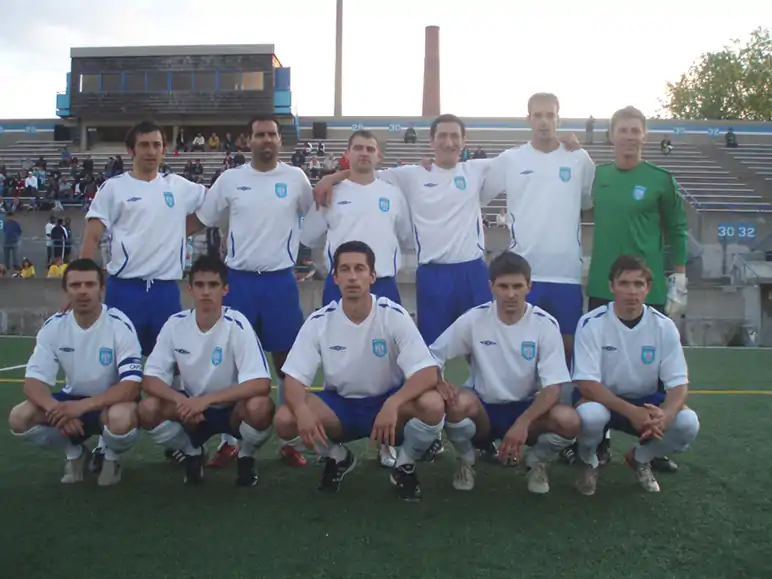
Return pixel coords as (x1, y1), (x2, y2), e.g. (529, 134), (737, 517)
(85, 180), (116, 230)
(429, 312), (475, 371)
(299, 204), (328, 249)
(143, 318), (178, 386)
(111, 313), (143, 383)
(390, 306), (438, 379)
(571, 319), (602, 383)
(296, 170), (314, 216)
(659, 321), (689, 389)
(479, 153), (508, 205)
(228, 312), (271, 383)
(196, 175), (228, 227)
(25, 322), (60, 387)
(281, 318), (323, 387)
(536, 320), (571, 388)
(180, 177), (206, 214)
(376, 165), (416, 192)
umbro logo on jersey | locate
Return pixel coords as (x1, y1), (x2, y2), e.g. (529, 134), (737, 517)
(423, 183), (438, 188)
(520, 170), (534, 175)
(602, 345), (617, 351)
(337, 200), (352, 205)
(127, 197), (142, 202)
(236, 186), (252, 191)
(174, 348), (191, 355)
(59, 347), (74, 352)
(329, 345), (347, 351)
(479, 340), (497, 346)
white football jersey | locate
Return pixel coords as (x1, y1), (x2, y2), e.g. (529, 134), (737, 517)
(377, 160), (497, 265)
(482, 143), (595, 283)
(572, 304), (688, 398)
(144, 307), (270, 399)
(282, 295), (437, 398)
(25, 305), (143, 397)
(86, 173), (206, 280)
(196, 163), (314, 272)
(430, 302), (570, 403)
(300, 179), (413, 278)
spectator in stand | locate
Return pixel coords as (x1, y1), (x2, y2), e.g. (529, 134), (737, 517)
(725, 128), (738, 148)
(223, 132), (235, 152)
(495, 208), (507, 228)
(59, 147), (72, 167)
(191, 132), (206, 152)
(404, 125), (417, 144)
(337, 150), (350, 171)
(586, 116), (595, 144)
(323, 152), (337, 175)
(24, 170), (39, 206)
(83, 156), (94, 176)
(2, 211), (22, 270)
(183, 160), (194, 181)
(223, 152), (233, 170)
(233, 152), (246, 167)
(315, 141), (326, 156)
(44, 215), (55, 263)
(210, 169), (222, 187)
(63, 217), (73, 262)
(472, 146), (487, 159)
(46, 255), (67, 278)
(460, 145), (470, 161)
(34, 155), (47, 171)
(234, 134), (244, 152)
(50, 218), (68, 261)
(193, 159), (204, 177)
(176, 129), (188, 153)
(82, 176), (99, 210)
(19, 257), (35, 278)
(308, 156), (322, 179)
(208, 132), (221, 151)
(104, 157), (116, 178)
(302, 141), (312, 155)
(114, 155), (124, 175)
(291, 147), (306, 168)
(660, 138), (673, 155)
(0, 171), (6, 212)
(238, 133), (250, 151)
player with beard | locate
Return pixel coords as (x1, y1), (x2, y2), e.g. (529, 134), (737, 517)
(188, 115), (314, 467)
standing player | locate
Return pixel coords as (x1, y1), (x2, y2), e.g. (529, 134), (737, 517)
(138, 256), (274, 487)
(572, 255), (699, 495)
(482, 93), (596, 361)
(300, 130), (413, 306)
(430, 252), (579, 494)
(187, 115), (313, 467)
(563, 106), (688, 472)
(274, 241), (445, 502)
(8, 259), (142, 486)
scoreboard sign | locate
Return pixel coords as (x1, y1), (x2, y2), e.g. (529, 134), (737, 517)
(717, 222), (757, 245)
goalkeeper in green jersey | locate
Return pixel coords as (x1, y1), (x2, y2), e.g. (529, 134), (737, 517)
(562, 106), (687, 474)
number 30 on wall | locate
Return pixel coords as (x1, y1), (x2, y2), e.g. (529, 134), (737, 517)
(718, 222), (757, 243)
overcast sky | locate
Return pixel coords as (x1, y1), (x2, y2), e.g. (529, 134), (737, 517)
(0, 0), (768, 120)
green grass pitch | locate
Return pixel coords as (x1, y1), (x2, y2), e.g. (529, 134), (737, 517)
(0, 337), (771, 579)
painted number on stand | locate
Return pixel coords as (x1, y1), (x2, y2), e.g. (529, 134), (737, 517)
(351, 123), (363, 131)
(673, 127), (686, 136)
(718, 222), (756, 243)
(388, 123), (402, 133)
(707, 127), (721, 137)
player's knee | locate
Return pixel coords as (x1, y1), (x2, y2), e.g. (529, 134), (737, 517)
(670, 408), (700, 449)
(8, 402), (36, 433)
(273, 405), (297, 439)
(549, 404), (581, 438)
(105, 402), (138, 434)
(444, 391), (477, 423)
(137, 397), (163, 429)
(576, 401), (610, 434)
(413, 390), (445, 425)
(244, 396), (275, 429)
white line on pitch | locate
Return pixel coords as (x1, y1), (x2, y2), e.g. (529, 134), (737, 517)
(0, 364), (27, 373)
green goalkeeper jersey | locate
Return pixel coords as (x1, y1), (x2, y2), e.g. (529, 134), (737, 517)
(587, 160), (687, 305)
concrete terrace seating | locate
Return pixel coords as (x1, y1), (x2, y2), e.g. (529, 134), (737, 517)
(721, 143), (772, 183)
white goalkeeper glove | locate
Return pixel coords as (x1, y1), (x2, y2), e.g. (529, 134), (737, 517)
(665, 272), (688, 319)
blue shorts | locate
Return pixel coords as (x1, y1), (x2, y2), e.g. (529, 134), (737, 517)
(105, 277), (182, 356)
(573, 391), (666, 436)
(224, 267), (304, 352)
(52, 392), (103, 443)
(476, 398), (535, 445)
(416, 259), (492, 345)
(184, 404), (239, 448)
(315, 388), (400, 442)
(322, 275), (401, 306)
(527, 281), (583, 335)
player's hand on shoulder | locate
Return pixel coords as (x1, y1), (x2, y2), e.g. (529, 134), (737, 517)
(437, 380), (460, 408)
(558, 133), (582, 151)
(371, 396), (400, 447)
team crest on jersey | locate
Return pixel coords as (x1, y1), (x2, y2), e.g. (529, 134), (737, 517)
(454, 176), (467, 190)
(559, 167), (572, 182)
(641, 346), (656, 364)
(98, 347), (113, 366)
(212, 347), (223, 366)
(521, 341), (536, 361)
(372, 339), (387, 357)
(633, 185), (647, 201)
(378, 197), (390, 212)
(163, 191), (175, 208)
(275, 183), (288, 198)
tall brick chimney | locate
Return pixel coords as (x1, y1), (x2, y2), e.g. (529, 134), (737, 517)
(422, 25), (440, 117)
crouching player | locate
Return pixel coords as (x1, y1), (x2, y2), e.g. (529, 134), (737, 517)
(573, 255), (700, 495)
(8, 259), (142, 486)
(138, 256), (274, 487)
(430, 252), (580, 494)
(274, 241), (445, 502)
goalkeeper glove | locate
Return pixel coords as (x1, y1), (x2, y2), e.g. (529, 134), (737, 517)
(665, 272), (687, 319)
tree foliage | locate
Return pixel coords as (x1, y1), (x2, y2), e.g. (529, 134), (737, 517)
(661, 27), (772, 120)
